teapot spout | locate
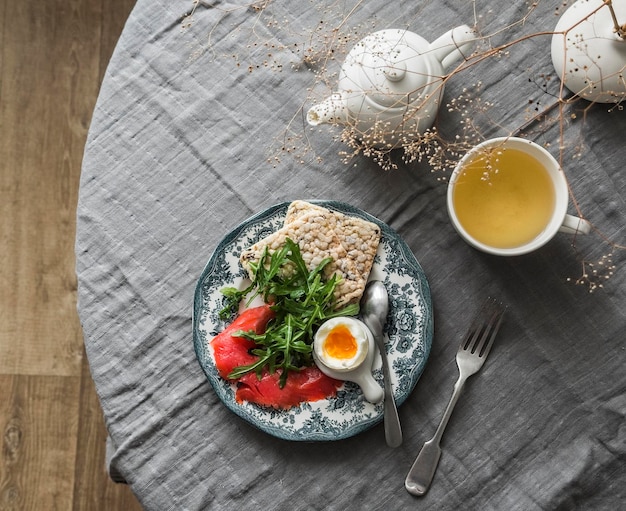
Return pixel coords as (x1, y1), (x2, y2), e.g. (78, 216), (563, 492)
(307, 93), (349, 126)
(429, 25), (477, 71)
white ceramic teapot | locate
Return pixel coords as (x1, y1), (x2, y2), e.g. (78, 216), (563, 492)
(307, 25), (477, 147)
(551, 0), (626, 103)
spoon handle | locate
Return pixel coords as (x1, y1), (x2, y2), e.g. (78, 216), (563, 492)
(371, 317), (403, 448)
(382, 361), (403, 448)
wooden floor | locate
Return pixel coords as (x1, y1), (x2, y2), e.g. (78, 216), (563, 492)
(0, 0), (143, 509)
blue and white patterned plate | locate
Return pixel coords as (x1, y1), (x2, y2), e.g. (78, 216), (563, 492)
(193, 201), (433, 441)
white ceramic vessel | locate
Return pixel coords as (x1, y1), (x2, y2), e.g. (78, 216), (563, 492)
(313, 317), (384, 404)
(551, 0), (626, 103)
(307, 25), (477, 147)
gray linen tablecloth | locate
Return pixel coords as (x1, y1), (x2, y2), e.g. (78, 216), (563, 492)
(76, 0), (626, 509)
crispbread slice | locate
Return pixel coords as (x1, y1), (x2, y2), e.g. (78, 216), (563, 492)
(284, 200), (330, 224)
(334, 213), (381, 278)
(240, 202), (381, 307)
(286, 200), (381, 282)
(240, 210), (360, 307)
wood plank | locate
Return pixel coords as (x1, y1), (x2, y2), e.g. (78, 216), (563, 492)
(0, 0), (102, 376)
(0, 375), (80, 510)
(1, 0), (141, 507)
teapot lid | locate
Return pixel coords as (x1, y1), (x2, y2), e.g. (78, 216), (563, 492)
(345, 30), (434, 109)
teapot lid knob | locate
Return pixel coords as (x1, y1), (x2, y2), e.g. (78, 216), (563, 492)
(382, 60), (407, 82)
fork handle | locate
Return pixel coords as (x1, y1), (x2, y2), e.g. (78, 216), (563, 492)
(405, 438), (442, 496)
(405, 375), (468, 495)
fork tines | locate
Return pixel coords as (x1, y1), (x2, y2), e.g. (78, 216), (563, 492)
(461, 297), (506, 358)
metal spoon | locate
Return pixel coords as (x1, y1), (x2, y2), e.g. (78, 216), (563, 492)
(360, 281), (403, 447)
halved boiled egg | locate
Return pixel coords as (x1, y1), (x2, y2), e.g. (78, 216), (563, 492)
(313, 316), (383, 403)
(313, 317), (369, 371)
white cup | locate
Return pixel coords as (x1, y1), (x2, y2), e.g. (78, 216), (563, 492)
(447, 137), (591, 256)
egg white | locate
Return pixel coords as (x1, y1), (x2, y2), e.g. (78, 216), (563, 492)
(313, 317), (369, 372)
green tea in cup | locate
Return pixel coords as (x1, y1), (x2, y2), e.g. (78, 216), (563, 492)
(447, 137), (590, 256)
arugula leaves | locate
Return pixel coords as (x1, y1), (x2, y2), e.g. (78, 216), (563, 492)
(220, 238), (359, 387)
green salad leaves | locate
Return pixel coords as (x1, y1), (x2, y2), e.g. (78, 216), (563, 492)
(220, 238), (359, 387)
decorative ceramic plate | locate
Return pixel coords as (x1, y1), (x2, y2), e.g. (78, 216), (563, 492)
(193, 201), (433, 441)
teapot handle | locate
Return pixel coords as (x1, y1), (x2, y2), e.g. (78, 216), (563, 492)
(429, 25), (477, 71)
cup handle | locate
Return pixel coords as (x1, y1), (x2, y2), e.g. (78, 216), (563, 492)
(559, 214), (591, 235)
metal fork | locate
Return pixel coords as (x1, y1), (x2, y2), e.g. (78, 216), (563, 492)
(405, 297), (506, 496)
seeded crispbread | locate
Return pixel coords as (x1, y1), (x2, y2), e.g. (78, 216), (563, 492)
(286, 200), (381, 281)
(284, 200), (330, 224)
(240, 201), (381, 307)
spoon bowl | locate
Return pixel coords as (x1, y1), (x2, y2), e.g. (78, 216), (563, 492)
(361, 280), (389, 326)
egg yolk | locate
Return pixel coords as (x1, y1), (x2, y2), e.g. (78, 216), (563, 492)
(323, 324), (358, 359)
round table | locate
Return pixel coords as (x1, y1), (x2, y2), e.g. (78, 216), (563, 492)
(76, 1), (626, 509)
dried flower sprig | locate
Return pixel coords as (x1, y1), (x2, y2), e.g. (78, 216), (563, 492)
(567, 252), (618, 292)
(180, 0), (625, 290)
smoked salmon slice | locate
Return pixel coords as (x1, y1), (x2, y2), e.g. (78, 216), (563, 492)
(236, 367), (341, 409)
(211, 305), (341, 409)
(211, 304), (275, 379)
